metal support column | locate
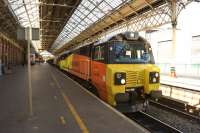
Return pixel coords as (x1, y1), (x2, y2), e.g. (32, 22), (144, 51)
(5, 40), (8, 67)
(171, 0), (177, 59)
(0, 37), (2, 76)
(27, 27), (33, 116)
(23, 0), (33, 116)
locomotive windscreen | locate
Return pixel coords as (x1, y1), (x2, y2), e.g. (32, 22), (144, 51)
(108, 41), (155, 64)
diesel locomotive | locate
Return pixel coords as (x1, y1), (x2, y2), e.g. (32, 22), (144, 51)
(56, 32), (162, 112)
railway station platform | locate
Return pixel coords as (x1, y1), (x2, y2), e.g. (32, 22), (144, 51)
(160, 74), (200, 107)
(0, 64), (147, 133)
(161, 75), (200, 91)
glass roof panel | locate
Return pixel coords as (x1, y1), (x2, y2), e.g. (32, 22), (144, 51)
(7, 0), (40, 52)
(7, 0), (40, 28)
(84, 17), (93, 25)
(51, 0), (131, 50)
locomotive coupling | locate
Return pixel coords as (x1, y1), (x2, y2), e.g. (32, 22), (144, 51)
(115, 90), (141, 104)
(115, 93), (130, 103)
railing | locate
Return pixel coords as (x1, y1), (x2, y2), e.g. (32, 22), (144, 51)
(157, 63), (200, 78)
(160, 84), (200, 106)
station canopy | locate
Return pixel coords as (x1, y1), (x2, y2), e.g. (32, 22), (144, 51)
(51, 0), (131, 51)
(7, 0), (40, 51)
(6, 0), (193, 54)
(6, 0), (131, 52)
(7, 0), (39, 28)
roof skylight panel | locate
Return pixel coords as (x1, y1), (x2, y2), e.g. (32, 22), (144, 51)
(81, 6), (90, 15)
(64, 26), (73, 32)
(73, 15), (81, 23)
(87, 13), (98, 22)
(84, 17), (94, 25)
(91, 8), (101, 18)
(106, 0), (123, 8)
(83, 0), (95, 9)
(72, 28), (80, 34)
(77, 23), (86, 30)
(7, 0), (39, 28)
(14, 6), (25, 15)
(77, 25), (85, 32)
(99, 3), (112, 14)
(51, 0), (131, 50)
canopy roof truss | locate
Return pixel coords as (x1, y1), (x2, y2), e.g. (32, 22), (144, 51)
(39, 0), (81, 50)
(0, 0), (30, 48)
(3, 0), (193, 53)
(5, 0), (80, 51)
(0, 0), (20, 39)
(54, 0), (192, 54)
(7, 0), (40, 28)
(51, 0), (132, 50)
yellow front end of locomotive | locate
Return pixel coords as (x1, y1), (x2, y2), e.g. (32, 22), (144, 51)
(106, 64), (160, 106)
(63, 54), (73, 71)
(58, 60), (66, 70)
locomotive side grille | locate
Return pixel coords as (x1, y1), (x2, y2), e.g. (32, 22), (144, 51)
(126, 71), (144, 87)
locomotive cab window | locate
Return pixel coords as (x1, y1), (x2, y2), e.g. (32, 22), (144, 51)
(93, 45), (105, 62)
(109, 41), (155, 64)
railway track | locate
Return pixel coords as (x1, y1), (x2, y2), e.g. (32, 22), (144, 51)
(125, 111), (182, 133)
(159, 83), (200, 116)
(154, 83), (200, 121)
(150, 99), (200, 122)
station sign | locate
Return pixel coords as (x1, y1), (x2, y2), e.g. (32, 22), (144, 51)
(17, 27), (39, 40)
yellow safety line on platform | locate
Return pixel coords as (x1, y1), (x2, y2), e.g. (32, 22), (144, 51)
(50, 72), (89, 133)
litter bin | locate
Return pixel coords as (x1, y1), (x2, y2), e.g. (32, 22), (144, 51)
(170, 66), (176, 77)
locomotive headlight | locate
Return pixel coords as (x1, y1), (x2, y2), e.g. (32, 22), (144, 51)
(114, 72), (126, 85)
(155, 72), (159, 78)
(149, 72), (160, 84)
(121, 79), (126, 85)
(130, 33), (135, 38)
(153, 78), (157, 83)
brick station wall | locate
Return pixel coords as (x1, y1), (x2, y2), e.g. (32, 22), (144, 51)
(0, 34), (24, 67)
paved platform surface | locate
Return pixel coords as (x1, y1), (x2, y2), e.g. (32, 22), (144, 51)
(161, 75), (200, 91)
(0, 64), (147, 133)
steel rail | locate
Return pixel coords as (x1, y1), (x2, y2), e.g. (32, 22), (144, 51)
(150, 98), (200, 122)
(125, 111), (182, 133)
